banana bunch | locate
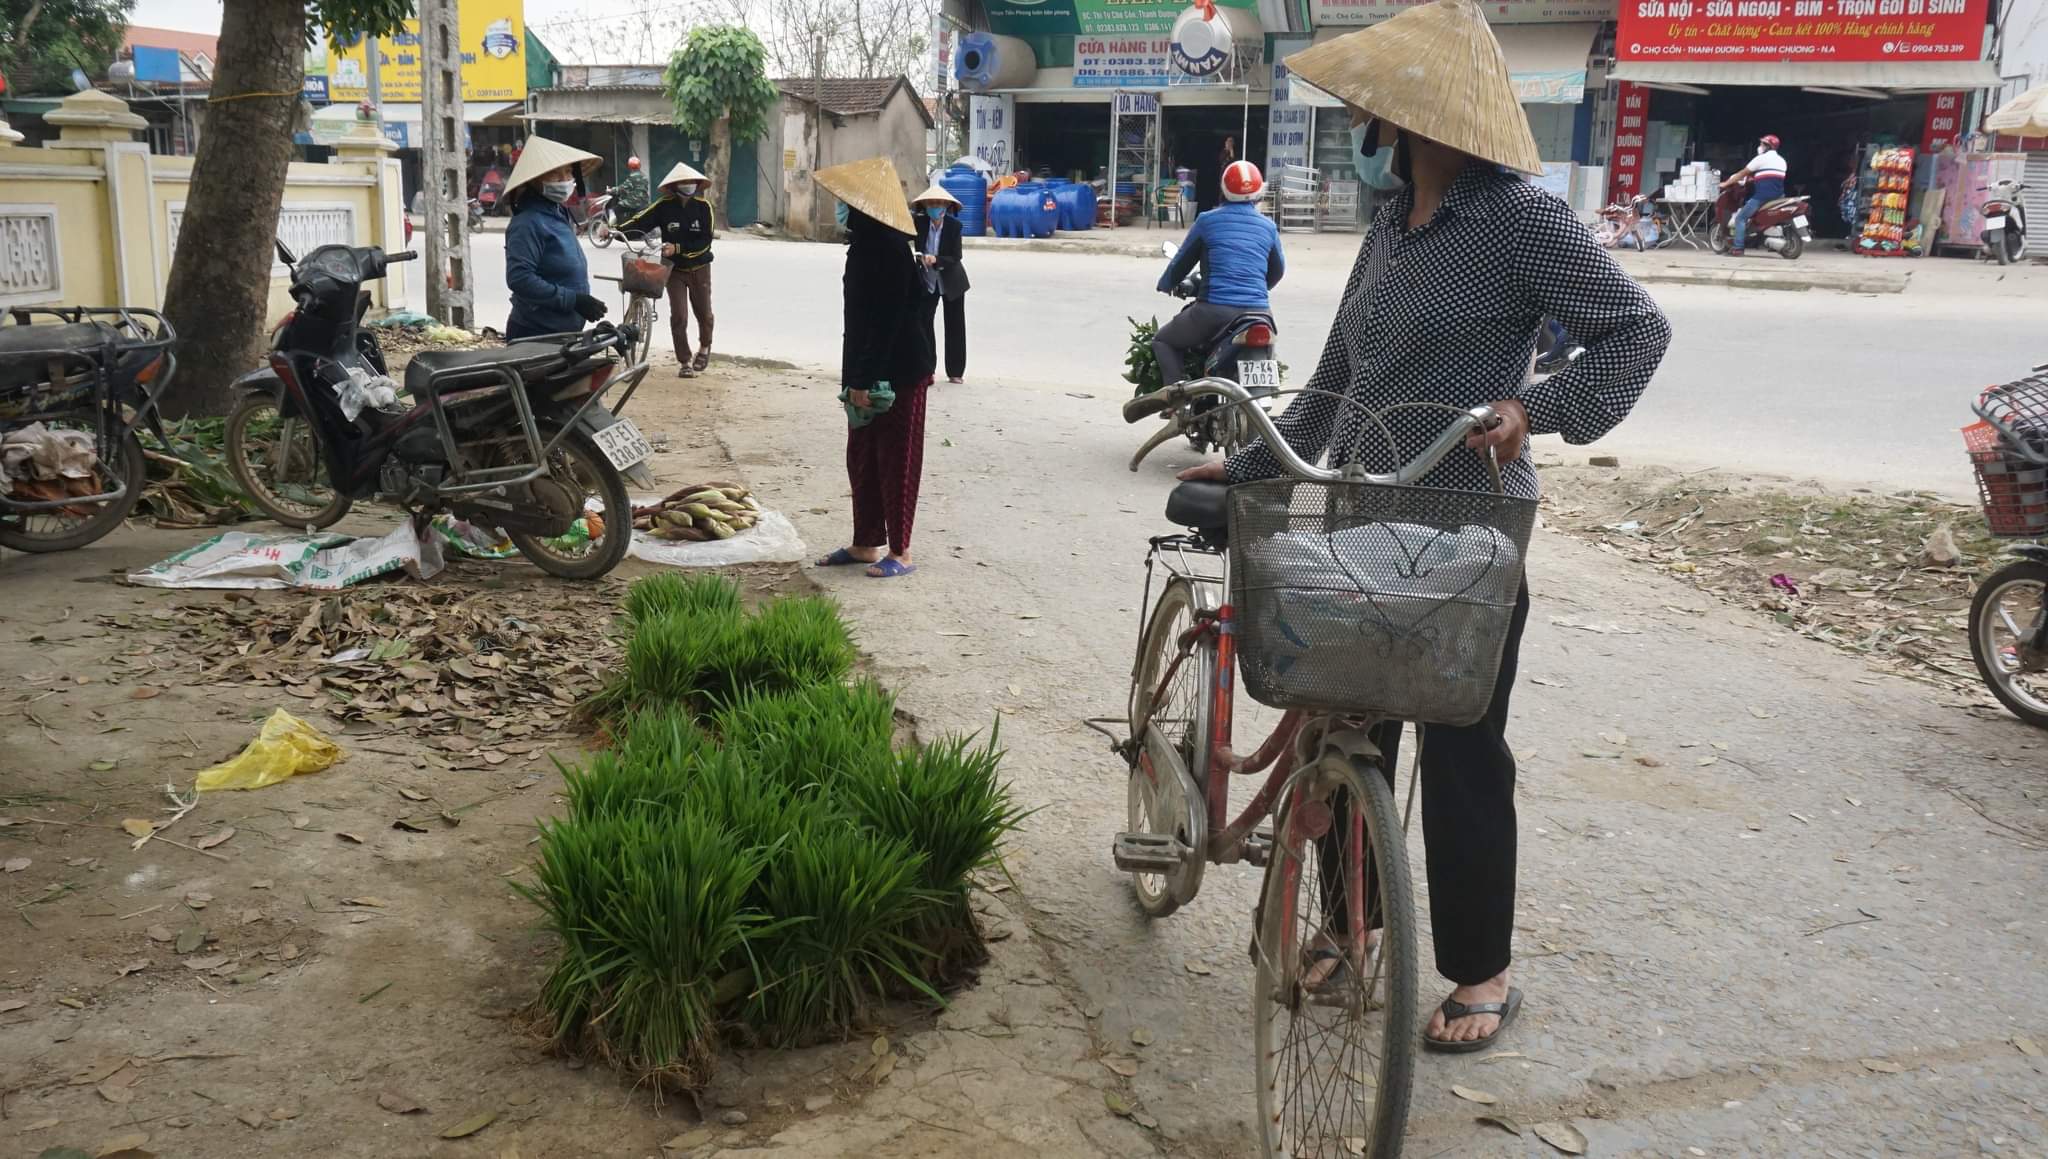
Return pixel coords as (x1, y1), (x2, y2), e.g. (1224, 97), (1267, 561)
(631, 482), (762, 541)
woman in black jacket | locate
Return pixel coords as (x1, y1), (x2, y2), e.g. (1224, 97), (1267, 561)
(812, 158), (935, 579)
(911, 183), (970, 383)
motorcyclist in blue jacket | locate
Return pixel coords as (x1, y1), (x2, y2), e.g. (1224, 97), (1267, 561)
(1152, 160), (1285, 385)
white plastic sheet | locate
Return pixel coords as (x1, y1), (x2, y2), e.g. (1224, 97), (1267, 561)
(127, 523), (446, 590)
(628, 509), (806, 568)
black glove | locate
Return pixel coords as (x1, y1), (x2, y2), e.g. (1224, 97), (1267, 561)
(574, 294), (608, 323)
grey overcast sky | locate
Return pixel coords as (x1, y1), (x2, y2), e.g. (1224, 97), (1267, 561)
(127, 1), (623, 43)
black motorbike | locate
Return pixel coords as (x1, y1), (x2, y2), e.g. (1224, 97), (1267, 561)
(1157, 241), (1280, 455)
(224, 241), (652, 580)
(1966, 364), (2048, 728)
(1, 306), (177, 553)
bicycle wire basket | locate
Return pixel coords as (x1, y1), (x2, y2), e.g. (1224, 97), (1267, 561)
(619, 251), (671, 298)
(1964, 371), (2048, 538)
(1228, 478), (1538, 727)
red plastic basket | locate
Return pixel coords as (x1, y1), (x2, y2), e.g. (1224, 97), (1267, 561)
(1965, 420), (2048, 537)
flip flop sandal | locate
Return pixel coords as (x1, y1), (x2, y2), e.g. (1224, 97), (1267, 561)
(692, 350), (710, 372)
(1301, 946), (1355, 993)
(866, 558), (917, 579)
(815, 547), (868, 567)
(1422, 987), (1523, 1054)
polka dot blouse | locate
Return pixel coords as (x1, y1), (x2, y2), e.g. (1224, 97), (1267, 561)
(1224, 163), (1672, 500)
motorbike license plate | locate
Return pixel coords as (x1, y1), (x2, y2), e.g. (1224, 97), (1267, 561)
(1239, 360), (1280, 389)
(1793, 214), (1809, 229)
(591, 419), (653, 471)
(1985, 216), (2008, 231)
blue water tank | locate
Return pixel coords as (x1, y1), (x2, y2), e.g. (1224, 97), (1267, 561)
(990, 185), (1054, 239)
(1020, 182), (1058, 238)
(941, 164), (988, 237)
(1047, 181), (1096, 231)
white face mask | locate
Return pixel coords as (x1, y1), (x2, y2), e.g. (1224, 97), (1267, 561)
(1756, 144), (1768, 156)
(541, 180), (575, 204)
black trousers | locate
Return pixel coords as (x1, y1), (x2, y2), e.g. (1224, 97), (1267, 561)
(941, 293), (967, 379)
(1319, 583), (1530, 986)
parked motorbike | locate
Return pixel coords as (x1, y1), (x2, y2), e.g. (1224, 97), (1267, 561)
(1966, 363), (2048, 729)
(0, 307), (177, 553)
(224, 240), (655, 580)
(1979, 178), (2030, 266)
(1709, 179), (1812, 259)
(466, 198), (486, 231)
(580, 193), (616, 247)
(1152, 241), (1280, 456)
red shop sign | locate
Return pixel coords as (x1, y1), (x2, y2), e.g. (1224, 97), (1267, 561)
(1609, 82), (1649, 203)
(1617, 0), (1989, 63)
(1920, 90), (1963, 153)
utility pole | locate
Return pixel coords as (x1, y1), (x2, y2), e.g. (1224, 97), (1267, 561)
(367, 32), (382, 108)
(420, 0), (472, 327)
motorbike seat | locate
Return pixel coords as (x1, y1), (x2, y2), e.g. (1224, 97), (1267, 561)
(1165, 480), (1229, 538)
(403, 342), (572, 397)
(1763, 198), (1804, 213)
(1202, 309), (1276, 350)
(0, 322), (117, 357)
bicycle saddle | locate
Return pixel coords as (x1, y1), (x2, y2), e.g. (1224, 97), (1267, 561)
(1166, 480), (1229, 535)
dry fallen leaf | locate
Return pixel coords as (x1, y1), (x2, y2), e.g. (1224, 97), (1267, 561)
(95, 1131), (152, 1157)
(1184, 961), (1212, 976)
(1477, 1113), (1525, 1136)
(183, 955), (231, 971)
(870, 1035), (890, 1057)
(1532, 1120), (1588, 1155)
(344, 896), (389, 908)
(130, 687), (162, 700)
(116, 960), (149, 978)
(290, 815), (311, 830)
(22, 1116), (60, 1131)
(146, 925), (175, 943)
(440, 1111), (498, 1139)
(1860, 1058), (1905, 1074)
(2015, 1035), (2043, 1057)
(1131, 1027), (1154, 1047)
(1102, 1057), (1139, 1078)
(335, 832), (365, 844)
(1103, 1091), (1133, 1117)
(1, 856), (28, 873)
(1451, 1084), (1499, 1105)
(121, 819), (157, 838)
(0, 998), (29, 1013)
(185, 892), (212, 910)
(236, 1110), (265, 1129)
(195, 828), (236, 850)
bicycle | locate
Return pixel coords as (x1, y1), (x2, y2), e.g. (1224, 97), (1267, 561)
(593, 230), (667, 391)
(1095, 378), (1534, 1157)
(1964, 365), (2048, 728)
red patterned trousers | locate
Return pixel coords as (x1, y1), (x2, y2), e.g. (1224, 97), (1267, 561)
(846, 377), (930, 556)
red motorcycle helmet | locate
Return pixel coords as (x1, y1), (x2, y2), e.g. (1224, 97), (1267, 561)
(1221, 160), (1265, 202)
(627, 155), (642, 171)
(1759, 134), (1781, 150)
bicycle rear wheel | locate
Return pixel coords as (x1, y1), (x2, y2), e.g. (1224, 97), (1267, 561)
(1125, 575), (1210, 916)
(1253, 752), (1417, 1158)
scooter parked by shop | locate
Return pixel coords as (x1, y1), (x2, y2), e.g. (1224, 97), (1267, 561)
(1709, 179), (1812, 259)
(1978, 178), (2029, 266)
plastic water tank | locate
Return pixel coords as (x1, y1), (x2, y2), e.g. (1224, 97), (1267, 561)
(990, 185), (1056, 239)
(1048, 182), (1096, 231)
(1021, 182), (1059, 238)
(941, 164), (988, 237)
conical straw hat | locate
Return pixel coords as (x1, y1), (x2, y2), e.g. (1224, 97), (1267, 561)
(910, 182), (962, 209)
(659, 161), (709, 191)
(816, 156), (915, 235)
(1282, 0), (1543, 175)
(504, 136), (601, 198)
(1985, 83), (2048, 137)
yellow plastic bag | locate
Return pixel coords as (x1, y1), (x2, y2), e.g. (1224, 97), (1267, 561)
(194, 709), (344, 791)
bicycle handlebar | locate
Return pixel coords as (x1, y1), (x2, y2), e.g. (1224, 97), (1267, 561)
(387, 250), (418, 262)
(1125, 377), (1498, 485)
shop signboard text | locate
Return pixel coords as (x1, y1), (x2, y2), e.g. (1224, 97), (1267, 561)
(1076, 0), (1256, 36)
(1311, 0), (1614, 25)
(1920, 91), (1962, 153)
(1608, 81), (1648, 202)
(983, 0), (1081, 37)
(327, 0), (527, 104)
(1076, 36), (1173, 86)
(970, 94), (1016, 173)
(1267, 38), (1313, 174)
(1617, 0), (1989, 61)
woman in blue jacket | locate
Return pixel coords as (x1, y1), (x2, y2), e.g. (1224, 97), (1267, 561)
(502, 137), (608, 339)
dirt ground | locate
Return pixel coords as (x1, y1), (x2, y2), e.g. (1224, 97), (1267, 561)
(0, 360), (1085, 1159)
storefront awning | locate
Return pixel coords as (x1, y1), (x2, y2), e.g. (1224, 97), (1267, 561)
(523, 110), (673, 125)
(1308, 22), (1596, 104)
(1494, 23), (1600, 104)
(1610, 60), (2002, 92)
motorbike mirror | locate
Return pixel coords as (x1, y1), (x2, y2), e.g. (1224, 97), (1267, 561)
(274, 239), (298, 267)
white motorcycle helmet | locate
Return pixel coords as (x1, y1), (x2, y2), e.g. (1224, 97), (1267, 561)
(1221, 160), (1266, 202)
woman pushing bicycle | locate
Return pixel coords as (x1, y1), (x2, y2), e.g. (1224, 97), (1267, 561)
(1178, 0), (1670, 1052)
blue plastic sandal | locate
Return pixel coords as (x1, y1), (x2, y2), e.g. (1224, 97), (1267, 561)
(866, 558), (917, 579)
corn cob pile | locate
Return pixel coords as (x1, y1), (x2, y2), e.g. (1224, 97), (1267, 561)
(630, 481), (762, 541)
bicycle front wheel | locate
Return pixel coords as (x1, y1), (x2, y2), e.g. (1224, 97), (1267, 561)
(1254, 752), (1417, 1158)
(1125, 575), (1210, 917)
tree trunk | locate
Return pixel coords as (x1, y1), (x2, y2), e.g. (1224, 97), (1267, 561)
(708, 116), (733, 231)
(159, 0), (307, 418)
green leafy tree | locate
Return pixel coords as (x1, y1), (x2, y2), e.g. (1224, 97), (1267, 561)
(661, 26), (778, 231)
(159, 0), (413, 417)
(0, 0), (132, 95)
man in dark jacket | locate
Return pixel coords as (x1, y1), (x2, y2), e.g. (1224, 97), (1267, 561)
(911, 183), (971, 383)
(1152, 159), (1285, 385)
(621, 162), (716, 376)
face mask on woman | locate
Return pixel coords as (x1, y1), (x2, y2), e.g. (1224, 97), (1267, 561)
(925, 206), (946, 221)
(834, 200), (851, 230)
(541, 180), (576, 204)
(1350, 120), (1406, 192)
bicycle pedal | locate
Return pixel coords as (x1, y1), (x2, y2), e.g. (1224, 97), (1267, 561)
(1112, 832), (1188, 874)
(1244, 829), (1275, 867)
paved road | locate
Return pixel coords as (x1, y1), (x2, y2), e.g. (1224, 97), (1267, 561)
(680, 362), (2048, 1158)
(409, 230), (2045, 499)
